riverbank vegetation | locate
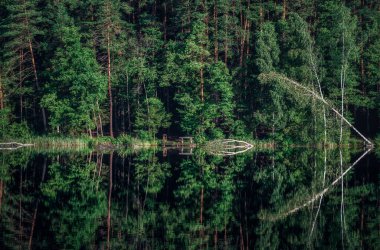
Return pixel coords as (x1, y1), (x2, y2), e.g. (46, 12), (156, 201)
(0, 0), (379, 145)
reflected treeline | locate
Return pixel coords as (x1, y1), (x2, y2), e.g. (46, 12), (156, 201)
(0, 148), (378, 249)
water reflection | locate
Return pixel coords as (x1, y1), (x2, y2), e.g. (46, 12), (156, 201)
(0, 147), (377, 249)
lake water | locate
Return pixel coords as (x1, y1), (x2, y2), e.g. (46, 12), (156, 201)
(0, 146), (378, 249)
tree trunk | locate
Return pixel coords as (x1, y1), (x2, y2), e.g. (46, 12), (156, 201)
(203, 0), (209, 36)
(239, 0), (249, 67)
(224, 221), (227, 247)
(107, 29), (114, 137)
(94, 110), (99, 136)
(0, 75), (4, 110)
(126, 74), (131, 133)
(282, 0), (287, 20)
(360, 45), (365, 94)
(0, 180), (3, 214)
(340, 23), (346, 144)
(28, 201), (39, 250)
(214, 0), (218, 62)
(214, 227), (218, 249)
(246, 21), (251, 60)
(107, 152), (113, 250)
(96, 100), (103, 136)
(224, 11), (228, 64)
(121, 103), (125, 132)
(125, 156), (131, 218)
(200, 66), (204, 102)
(164, 2), (167, 41)
(28, 157), (47, 250)
(200, 186), (204, 243)
(268, 73), (372, 145)
(200, 187), (204, 224)
(28, 40), (47, 131)
(19, 167), (23, 243)
(239, 224), (244, 250)
(259, 3), (263, 27)
(20, 50), (24, 121)
(268, 149), (370, 221)
(239, 23), (245, 67)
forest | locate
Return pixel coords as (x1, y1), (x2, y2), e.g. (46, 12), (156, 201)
(1, 1), (379, 248)
(0, 0), (379, 144)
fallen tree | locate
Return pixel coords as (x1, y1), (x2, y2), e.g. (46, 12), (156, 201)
(0, 142), (34, 150)
(259, 72), (373, 146)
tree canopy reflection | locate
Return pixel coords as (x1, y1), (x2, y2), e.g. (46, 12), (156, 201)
(0, 147), (377, 249)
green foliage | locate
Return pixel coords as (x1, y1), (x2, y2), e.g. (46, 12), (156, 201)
(316, 1), (360, 107)
(134, 97), (171, 140)
(255, 22), (280, 73)
(0, 108), (31, 139)
(167, 16), (237, 139)
(41, 159), (107, 249)
(0, 0), (378, 144)
(41, 25), (106, 135)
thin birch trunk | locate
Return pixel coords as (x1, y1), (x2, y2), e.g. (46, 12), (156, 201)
(340, 20), (346, 144)
(265, 148), (371, 221)
(309, 146), (327, 238)
(308, 44), (327, 145)
(340, 149), (346, 248)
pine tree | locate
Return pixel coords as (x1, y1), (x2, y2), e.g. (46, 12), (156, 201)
(96, 0), (129, 137)
(0, 0), (47, 130)
(174, 12), (211, 138)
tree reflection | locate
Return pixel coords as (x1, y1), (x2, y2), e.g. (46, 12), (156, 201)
(0, 147), (377, 249)
(40, 154), (107, 249)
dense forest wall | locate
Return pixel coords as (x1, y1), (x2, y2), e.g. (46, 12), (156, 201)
(0, 0), (379, 143)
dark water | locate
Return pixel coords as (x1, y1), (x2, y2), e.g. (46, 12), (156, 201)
(0, 147), (378, 249)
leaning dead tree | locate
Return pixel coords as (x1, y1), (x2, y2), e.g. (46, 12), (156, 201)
(0, 142), (34, 150)
(205, 139), (254, 156)
(259, 72), (373, 146)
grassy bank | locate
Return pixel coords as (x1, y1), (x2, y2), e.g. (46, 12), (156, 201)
(13, 134), (159, 150)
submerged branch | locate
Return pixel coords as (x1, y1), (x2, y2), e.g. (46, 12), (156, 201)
(0, 142), (34, 150)
(260, 148), (371, 222)
(205, 139), (254, 156)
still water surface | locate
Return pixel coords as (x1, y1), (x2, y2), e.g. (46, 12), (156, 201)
(0, 147), (378, 249)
